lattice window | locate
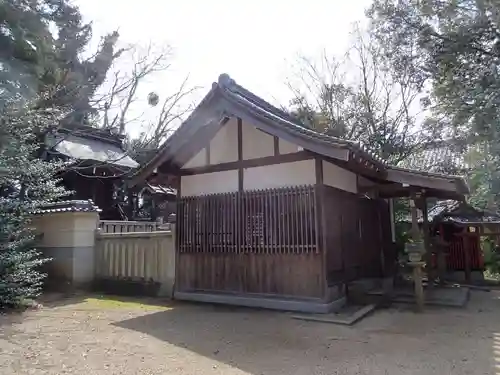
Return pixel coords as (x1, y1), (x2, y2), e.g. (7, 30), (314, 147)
(178, 185), (318, 254)
(245, 212), (265, 246)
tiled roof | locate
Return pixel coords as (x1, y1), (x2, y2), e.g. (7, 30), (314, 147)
(47, 133), (139, 169)
(143, 183), (176, 195)
(401, 200), (500, 225)
(130, 73), (468, 194)
(32, 200), (101, 215)
(398, 143), (471, 173)
(218, 74), (387, 168)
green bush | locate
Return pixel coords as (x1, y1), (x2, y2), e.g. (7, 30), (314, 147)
(482, 238), (500, 274)
(0, 102), (67, 309)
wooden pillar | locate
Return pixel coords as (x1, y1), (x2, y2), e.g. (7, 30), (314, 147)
(464, 228), (471, 283)
(409, 192), (421, 242)
(436, 224), (447, 282)
(126, 190), (134, 220)
(389, 198), (396, 243)
(421, 195), (433, 287)
(409, 191), (425, 312)
(151, 197), (157, 221)
(237, 117), (243, 192)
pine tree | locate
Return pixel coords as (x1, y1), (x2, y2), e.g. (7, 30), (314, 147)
(0, 0), (122, 124)
(0, 100), (68, 308)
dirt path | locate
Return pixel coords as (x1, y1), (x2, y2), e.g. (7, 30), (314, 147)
(1, 291), (499, 375)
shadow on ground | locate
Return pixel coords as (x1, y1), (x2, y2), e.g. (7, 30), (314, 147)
(114, 302), (331, 374)
(112, 291), (500, 375)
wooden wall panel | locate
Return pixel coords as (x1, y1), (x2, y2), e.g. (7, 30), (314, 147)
(321, 185), (391, 284)
(176, 252), (323, 298)
(176, 185), (324, 298)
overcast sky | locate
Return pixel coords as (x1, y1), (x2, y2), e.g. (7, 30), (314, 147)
(75, 0), (371, 135)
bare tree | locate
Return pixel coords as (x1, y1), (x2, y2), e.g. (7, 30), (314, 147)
(132, 76), (199, 150)
(90, 42), (197, 140)
(287, 24), (439, 163)
(48, 42), (198, 179)
(92, 43), (172, 131)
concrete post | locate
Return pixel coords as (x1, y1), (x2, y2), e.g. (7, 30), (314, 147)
(32, 200), (100, 289)
(158, 223), (176, 298)
(159, 213), (177, 298)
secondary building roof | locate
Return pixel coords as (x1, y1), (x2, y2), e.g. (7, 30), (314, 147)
(401, 200), (500, 226)
(47, 125), (139, 169)
(398, 142), (471, 174)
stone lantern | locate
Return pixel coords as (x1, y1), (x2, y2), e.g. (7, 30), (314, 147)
(405, 240), (426, 311)
(405, 241), (425, 263)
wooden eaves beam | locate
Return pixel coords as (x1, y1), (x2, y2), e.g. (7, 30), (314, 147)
(348, 151), (387, 179)
(358, 182), (411, 198)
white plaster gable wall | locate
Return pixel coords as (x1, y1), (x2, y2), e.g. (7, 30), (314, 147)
(181, 117), (307, 168)
(181, 171), (238, 196)
(244, 160), (316, 190)
(209, 117), (238, 164)
(183, 148), (206, 168)
(322, 161), (357, 194)
(279, 138), (300, 154)
(242, 122), (274, 159)
(358, 175), (375, 188)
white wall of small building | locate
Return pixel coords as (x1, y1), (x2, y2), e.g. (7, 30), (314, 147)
(210, 117), (239, 164)
(242, 124), (274, 160)
(183, 148), (206, 168)
(181, 170), (238, 196)
(180, 117), (361, 197)
(182, 118), (294, 168)
(180, 160), (316, 197)
(322, 160), (358, 194)
(243, 160), (316, 190)
(280, 138), (301, 154)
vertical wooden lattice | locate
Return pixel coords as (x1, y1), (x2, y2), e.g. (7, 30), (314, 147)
(178, 185), (317, 254)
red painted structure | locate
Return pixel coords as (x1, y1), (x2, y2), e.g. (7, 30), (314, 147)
(426, 201), (500, 280)
(435, 225), (484, 271)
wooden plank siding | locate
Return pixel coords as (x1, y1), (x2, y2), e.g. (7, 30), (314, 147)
(176, 185), (323, 298)
(322, 185), (391, 284)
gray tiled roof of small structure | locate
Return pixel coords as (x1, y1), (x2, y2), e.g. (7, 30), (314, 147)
(219, 76), (470, 183)
(144, 183), (176, 195)
(32, 200), (101, 215)
(47, 125), (139, 169)
(401, 200), (500, 224)
(434, 200), (500, 224)
(397, 142), (471, 173)
(217, 74), (387, 167)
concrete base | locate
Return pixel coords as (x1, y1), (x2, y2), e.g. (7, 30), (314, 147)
(40, 246), (94, 286)
(369, 285), (470, 308)
(174, 290), (346, 314)
(347, 277), (395, 306)
(292, 304), (376, 326)
(445, 271), (484, 283)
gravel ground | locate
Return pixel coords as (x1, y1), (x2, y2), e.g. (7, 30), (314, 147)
(1, 290), (499, 375)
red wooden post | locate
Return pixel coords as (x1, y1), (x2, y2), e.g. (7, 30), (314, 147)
(463, 227), (471, 283)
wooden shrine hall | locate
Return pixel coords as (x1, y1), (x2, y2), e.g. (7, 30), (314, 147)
(45, 124), (139, 219)
(130, 73), (470, 313)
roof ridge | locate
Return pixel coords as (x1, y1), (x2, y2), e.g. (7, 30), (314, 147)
(218, 73), (302, 127)
(217, 73), (386, 166)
